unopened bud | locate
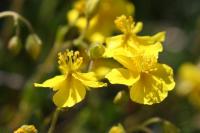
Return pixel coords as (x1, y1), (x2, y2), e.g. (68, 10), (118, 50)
(25, 34), (42, 60)
(89, 43), (105, 59)
(8, 36), (21, 55)
(113, 90), (126, 104)
(85, 0), (100, 19)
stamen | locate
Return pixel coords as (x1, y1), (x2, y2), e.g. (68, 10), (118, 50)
(132, 51), (157, 73)
(114, 15), (143, 35)
(115, 15), (134, 34)
(57, 50), (83, 74)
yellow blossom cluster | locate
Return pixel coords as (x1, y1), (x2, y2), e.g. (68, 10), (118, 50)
(67, 0), (134, 43)
(104, 15), (175, 105)
(34, 1), (175, 108)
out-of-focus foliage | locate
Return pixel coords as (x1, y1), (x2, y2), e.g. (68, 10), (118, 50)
(67, 0), (134, 43)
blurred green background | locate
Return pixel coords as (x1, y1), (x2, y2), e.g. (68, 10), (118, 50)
(0, 0), (200, 133)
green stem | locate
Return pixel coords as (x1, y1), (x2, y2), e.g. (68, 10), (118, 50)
(7, 12), (80, 129)
(30, 25), (70, 81)
(48, 108), (60, 133)
(8, 22), (75, 130)
(0, 11), (35, 33)
(142, 117), (162, 127)
(127, 117), (162, 133)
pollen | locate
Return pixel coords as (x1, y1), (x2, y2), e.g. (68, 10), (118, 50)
(115, 15), (134, 34)
(132, 52), (157, 73)
(58, 50), (83, 74)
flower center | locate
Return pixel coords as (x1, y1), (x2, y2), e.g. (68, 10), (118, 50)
(132, 52), (157, 73)
(114, 15), (143, 49)
(114, 15), (143, 35)
(58, 50), (83, 74)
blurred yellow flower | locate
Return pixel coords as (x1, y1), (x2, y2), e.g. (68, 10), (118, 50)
(90, 58), (121, 79)
(104, 15), (165, 58)
(34, 50), (106, 108)
(14, 125), (37, 133)
(108, 124), (126, 133)
(67, 0), (134, 43)
(106, 50), (175, 105)
(177, 63), (200, 107)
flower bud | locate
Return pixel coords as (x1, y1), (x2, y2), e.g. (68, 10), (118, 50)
(25, 34), (42, 60)
(163, 120), (180, 133)
(8, 36), (22, 55)
(89, 43), (105, 59)
(113, 90), (126, 104)
(85, 0), (100, 19)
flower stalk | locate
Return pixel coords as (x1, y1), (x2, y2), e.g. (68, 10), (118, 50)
(0, 11), (35, 33)
(48, 108), (61, 133)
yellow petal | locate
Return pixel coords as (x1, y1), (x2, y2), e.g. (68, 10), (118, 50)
(53, 77), (86, 108)
(138, 42), (163, 58)
(105, 68), (139, 86)
(132, 22), (143, 34)
(104, 35), (124, 57)
(72, 72), (106, 88)
(113, 54), (136, 72)
(91, 58), (121, 80)
(136, 31), (165, 45)
(128, 37), (163, 58)
(113, 48), (160, 72)
(152, 31), (166, 42)
(130, 73), (168, 105)
(34, 75), (66, 91)
(150, 64), (175, 91)
(106, 35), (124, 49)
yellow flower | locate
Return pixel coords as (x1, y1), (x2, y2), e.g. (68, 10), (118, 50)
(14, 125), (37, 133)
(177, 63), (200, 108)
(104, 15), (165, 58)
(34, 50), (106, 108)
(105, 50), (175, 105)
(67, 0), (134, 43)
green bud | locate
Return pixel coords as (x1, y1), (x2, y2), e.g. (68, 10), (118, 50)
(113, 90), (126, 104)
(8, 36), (22, 55)
(163, 120), (180, 133)
(25, 34), (42, 60)
(89, 43), (105, 59)
(85, 0), (100, 20)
